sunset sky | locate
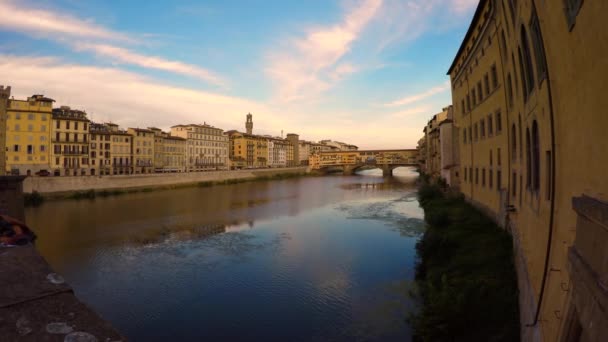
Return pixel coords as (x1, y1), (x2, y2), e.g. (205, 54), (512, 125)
(0, 0), (478, 149)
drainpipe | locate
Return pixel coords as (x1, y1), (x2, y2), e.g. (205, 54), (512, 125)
(527, 0), (557, 327)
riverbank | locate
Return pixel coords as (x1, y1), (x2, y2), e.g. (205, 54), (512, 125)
(411, 179), (520, 341)
(23, 167), (310, 202)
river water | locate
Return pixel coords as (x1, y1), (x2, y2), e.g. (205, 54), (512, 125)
(25, 167), (424, 341)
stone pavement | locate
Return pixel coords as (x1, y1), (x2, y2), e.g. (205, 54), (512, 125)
(0, 245), (125, 341)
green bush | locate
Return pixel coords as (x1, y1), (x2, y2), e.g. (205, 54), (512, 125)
(24, 191), (44, 207)
(412, 183), (520, 341)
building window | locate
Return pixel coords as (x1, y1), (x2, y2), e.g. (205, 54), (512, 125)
(512, 172), (517, 197)
(564, 0), (583, 29)
(466, 93), (471, 111)
(526, 127), (532, 188)
(477, 81), (483, 102)
(497, 148), (502, 166)
(521, 26), (536, 99)
(40, 145), (45, 152)
(464, 168), (467, 182)
(532, 121), (540, 192)
(461, 99), (465, 115)
(489, 169), (493, 188)
(546, 151), (552, 200)
(480, 120), (486, 139)
(482, 168), (486, 187)
(484, 74), (490, 96)
(491, 64), (498, 88)
(75, 122), (79, 130)
(497, 170), (502, 190)
(530, 11), (547, 83)
(507, 74), (514, 108)
(472, 89), (477, 107)
(488, 115), (494, 136)
(66, 121), (70, 130)
(475, 168), (479, 185)
(511, 124), (517, 160)
(500, 30), (507, 61)
(490, 150), (493, 166)
(27, 145), (33, 154)
(495, 110), (502, 133)
(13, 144), (19, 152)
(474, 123), (479, 141)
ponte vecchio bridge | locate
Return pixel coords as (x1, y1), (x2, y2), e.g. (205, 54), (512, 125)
(309, 149), (418, 176)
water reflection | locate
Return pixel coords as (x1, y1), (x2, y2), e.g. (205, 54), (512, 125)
(26, 167), (423, 341)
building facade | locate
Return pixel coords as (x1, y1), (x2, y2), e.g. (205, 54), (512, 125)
(267, 137), (287, 168)
(443, 1), (608, 341)
(51, 106), (90, 176)
(170, 124), (229, 171)
(227, 131), (268, 169)
(128, 128), (155, 174)
(161, 135), (187, 172)
(286, 133), (300, 167)
(90, 122), (132, 176)
(298, 140), (312, 166)
(5, 95), (54, 176)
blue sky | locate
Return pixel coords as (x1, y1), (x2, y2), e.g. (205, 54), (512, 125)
(0, 0), (478, 149)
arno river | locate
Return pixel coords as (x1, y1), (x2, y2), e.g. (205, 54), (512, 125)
(26, 167), (424, 341)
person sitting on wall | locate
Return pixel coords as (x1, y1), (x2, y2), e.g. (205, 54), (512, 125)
(0, 215), (37, 246)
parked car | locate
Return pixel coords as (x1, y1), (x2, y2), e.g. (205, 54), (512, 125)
(35, 170), (50, 177)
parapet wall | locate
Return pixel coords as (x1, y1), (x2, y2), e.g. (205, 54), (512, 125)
(23, 167), (308, 194)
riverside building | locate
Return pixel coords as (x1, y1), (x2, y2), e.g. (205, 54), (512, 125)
(5, 94), (54, 176)
(51, 106), (90, 176)
(128, 128), (155, 174)
(443, 1), (608, 341)
(89, 122), (132, 175)
(170, 124), (229, 171)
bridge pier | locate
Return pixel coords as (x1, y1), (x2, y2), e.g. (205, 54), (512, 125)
(343, 165), (356, 176)
(381, 165), (393, 177)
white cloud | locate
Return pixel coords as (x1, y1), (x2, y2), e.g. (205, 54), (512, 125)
(0, 0), (131, 43)
(0, 0), (225, 87)
(74, 43), (226, 87)
(266, 0), (383, 102)
(0, 55), (277, 133)
(384, 81), (450, 107)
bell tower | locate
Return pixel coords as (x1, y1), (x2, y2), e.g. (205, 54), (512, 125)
(246, 113), (253, 134)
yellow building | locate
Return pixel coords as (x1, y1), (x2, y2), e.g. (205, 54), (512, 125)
(89, 122), (132, 176)
(161, 135), (187, 172)
(5, 94), (54, 176)
(51, 106), (90, 176)
(446, 1), (608, 341)
(128, 128), (155, 174)
(226, 131), (268, 169)
(149, 127), (165, 172)
(0, 86), (10, 175)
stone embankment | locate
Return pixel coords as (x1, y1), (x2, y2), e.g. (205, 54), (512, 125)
(23, 167), (309, 196)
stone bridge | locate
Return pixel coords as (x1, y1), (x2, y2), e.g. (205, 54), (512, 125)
(309, 149), (418, 176)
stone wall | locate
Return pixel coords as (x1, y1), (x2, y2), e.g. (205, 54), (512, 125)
(23, 167), (308, 195)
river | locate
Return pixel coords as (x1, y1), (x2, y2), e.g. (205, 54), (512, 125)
(25, 167), (424, 341)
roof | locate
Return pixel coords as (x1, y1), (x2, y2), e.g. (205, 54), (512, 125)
(163, 136), (186, 141)
(446, 0), (487, 75)
(128, 127), (155, 133)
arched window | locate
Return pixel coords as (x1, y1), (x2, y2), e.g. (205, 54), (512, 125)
(532, 121), (540, 192)
(521, 26), (535, 98)
(511, 124), (517, 160)
(526, 127), (531, 188)
(518, 47), (527, 101)
(507, 74), (514, 108)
